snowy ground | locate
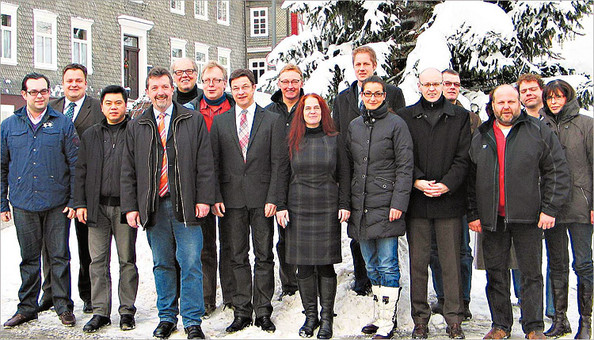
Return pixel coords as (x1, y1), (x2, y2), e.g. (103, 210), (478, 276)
(0, 218), (582, 339)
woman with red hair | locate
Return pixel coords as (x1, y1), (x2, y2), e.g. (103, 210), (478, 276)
(276, 93), (350, 339)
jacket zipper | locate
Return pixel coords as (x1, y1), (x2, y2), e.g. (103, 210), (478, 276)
(172, 113), (190, 227)
(139, 119), (157, 223)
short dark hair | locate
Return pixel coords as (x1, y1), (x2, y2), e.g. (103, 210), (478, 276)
(100, 85), (128, 103)
(442, 69), (459, 77)
(543, 79), (576, 103)
(229, 68), (256, 86)
(146, 67), (174, 89)
(21, 73), (50, 91)
(517, 73), (544, 90)
(62, 63), (88, 80)
(361, 75), (386, 93)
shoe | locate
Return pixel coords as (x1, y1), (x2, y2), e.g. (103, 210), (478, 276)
(317, 275), (337, 339)
(576, 281), (593, 339)
(483, 327), (511, 339)
(82, 300), (93, 314)
(223, 302), (235, 311)
(225, 316), (252, 333)
(153, 321), (177, 339)
(59, 310), (76, 327)
(203, 304), (216, 318)
(544, 313), (572, 338)
(120, 314), (135, 331)
(278, 289), (297, 301)
(185, 325), (205, 339)
(446, 323), (465, 339)
(525, 330), (546, 339)
(298, 274), (320, 338)
(3, 313), (37, 328)
(38, 299), (53, 313)
(462, 300), (472, 321)
(83, 315), (111, 333)
(412, 323), (429, 339)
(255, 315), (276, 333)
(371, 286), (401, 339)
(354, 281), (372, 296)
(362, 286), (381, 335)
(431, 298), (444, 315)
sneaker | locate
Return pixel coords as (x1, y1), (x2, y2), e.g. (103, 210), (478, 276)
(120, 314), (135, 331)
(59, 310), (76, 327)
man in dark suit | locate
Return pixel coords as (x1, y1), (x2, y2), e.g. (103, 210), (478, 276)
(210, 69), (284, 334)
(42, 63), (102, 314)
(332, 45), (406, 297)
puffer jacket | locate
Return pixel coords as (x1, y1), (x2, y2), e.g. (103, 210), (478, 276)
(265, 88), (304, 135)
(346, 102), (414, 241)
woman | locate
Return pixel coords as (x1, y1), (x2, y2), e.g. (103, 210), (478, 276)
(542, 79), (593, 339)
(276, 93), (351, 339)
(346, 75), (414, 339)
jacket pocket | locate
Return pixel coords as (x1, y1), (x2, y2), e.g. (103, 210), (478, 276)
(7, 129), (28, 150)
(374, 176), (395, 191)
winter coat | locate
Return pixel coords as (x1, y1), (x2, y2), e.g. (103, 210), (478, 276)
(265, 88), (304, 135)
(397, 96), (471, 218)
(346, 102), (414, 241)
(468, 113), (571, 231)
(543, 98), (593, 224)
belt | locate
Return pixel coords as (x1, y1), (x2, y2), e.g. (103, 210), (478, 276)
(99, 196), (120, 207)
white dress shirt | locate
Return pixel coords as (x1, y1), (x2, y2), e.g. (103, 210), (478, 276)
(235, 102), (256, 138)
(153, 104), (174, 138)
(63, 95), (86, 122)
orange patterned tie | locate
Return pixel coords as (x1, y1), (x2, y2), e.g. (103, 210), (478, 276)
(157, 112), (169, 197)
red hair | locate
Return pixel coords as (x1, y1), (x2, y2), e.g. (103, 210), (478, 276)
(287, 93), (337, 159)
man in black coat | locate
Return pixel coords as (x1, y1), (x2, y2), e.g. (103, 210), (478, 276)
(397, 67), (470, 339)
(332, 45), (406, 296)
(171, 57), (204, 109)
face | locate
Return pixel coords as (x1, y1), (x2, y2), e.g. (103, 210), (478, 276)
(442, 73), (461, 103)
(146, 75), (174, 112)
(172, 59), (197, 93)
(353, 52), (376, 83)
(21, 78), (50, 114)
(303, 96), (322, 128)
(519, 80), (543, 109)
(361, 82), (386, 111)
(546, 90), (567, 115)
(63, 69), (87, 102)
(101, 93), (127, 125)
(278, 70), (302, 102)
(230, 76), (256, 109)
(201, 67), (227, 101)
(492, 85), (522, 127)
(418, 69), (443, 102)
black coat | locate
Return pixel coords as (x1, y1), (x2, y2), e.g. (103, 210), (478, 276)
(265, 88), (304, 135)
(50, 95), (103, 137)
(346, 103), (414, 241)
(397, 96), (471, 219)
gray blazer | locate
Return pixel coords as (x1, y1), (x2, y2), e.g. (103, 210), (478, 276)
(50, 95), (103, 137)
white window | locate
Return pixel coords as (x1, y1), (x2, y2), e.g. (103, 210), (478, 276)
(217, 47), (231, 76)
(170, 37), (187, 65)
(194, 0), (208, 20)
(194, 42), (209, 78)
(170, 0), (185, 15)
(249, 58), (267, 84)
(71, 17), (93, 73)
(1, 2), (18, 65)
(250, 8), (268, 37)
(217, 0), (229, 26)
(34, 9), (57, 70)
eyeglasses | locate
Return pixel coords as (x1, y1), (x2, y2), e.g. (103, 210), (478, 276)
(173, 69), (197, 76)
(362, 91), (385, 98)
(420, 82), (442, 88)
(231, 84), (253, 92)
(202, 78), (225, 85)
(27, 89), (50, 96)
(443, 81), (461, 88)
(279, 79), (301, 86)
(546, 94), (566, 101)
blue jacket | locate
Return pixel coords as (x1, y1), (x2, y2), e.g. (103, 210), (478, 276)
(1, 105), (79, 212)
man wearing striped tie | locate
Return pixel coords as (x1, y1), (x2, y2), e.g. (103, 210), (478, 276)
(121, 67), (216, 340)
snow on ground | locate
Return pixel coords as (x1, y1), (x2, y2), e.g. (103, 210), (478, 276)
(0, 219), (581, 339)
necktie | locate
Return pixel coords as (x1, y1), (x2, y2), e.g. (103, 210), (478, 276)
(238, 109), (249, 162)
(157, 112), (169, 197)
(65, 102), (76, 121)
(359, 98), (365, 115)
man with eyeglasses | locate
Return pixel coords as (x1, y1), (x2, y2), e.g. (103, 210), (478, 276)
(171, 58), (204, 109)
(397, 67), (471, 339)
(517, 73), (545, 119)
(2, 73), (79, 328)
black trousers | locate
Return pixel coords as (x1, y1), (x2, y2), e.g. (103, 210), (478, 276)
(276, 224), (298, 293)
(350, 239), (371, 292)
(201, 213), (217, 307)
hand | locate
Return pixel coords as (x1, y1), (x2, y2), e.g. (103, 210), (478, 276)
(469, 219), (482, 233)
(264, 203), (277, 218)
(1, 211), (11, 222)
(195, 204), (210, 218)
(538, 212), (556, 230)
(126, 211), (142, 228)
(414, 179), (435, 193)
(424, 182), (449, 197)
(76, 208), (87, 224)
(276, 210), (289, 228)
(389, 208), (402, 222)
(338, 209), (350, 223)
(63, 206), (76, 219)
(212, 202), (225, 217)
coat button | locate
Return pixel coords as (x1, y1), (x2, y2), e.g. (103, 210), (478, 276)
(383, 185), (387, 188)
(362, 174), (366, 178)
(363, 157), (367, 161)
(364, 209), (368, 213)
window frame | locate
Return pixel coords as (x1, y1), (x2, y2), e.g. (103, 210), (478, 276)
(33, 9), (58, 70)
(1, 2), (18, 65)
(170, 0), (185, 15)
(216, 0), (230, 26)
(194, 42), (209, 78)
(194, 0), (208, 21)
(249, 58), (267, 85)
(250, 7), (268, 37)
(170, 37), (187, 65)
(217, 47), (231, 77)
(71, 17), (94, 74)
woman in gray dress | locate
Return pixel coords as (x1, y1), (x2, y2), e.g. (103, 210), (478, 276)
(276, 93), (350, 339)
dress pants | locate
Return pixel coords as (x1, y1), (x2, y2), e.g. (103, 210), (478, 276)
(200, 213), (217, 307)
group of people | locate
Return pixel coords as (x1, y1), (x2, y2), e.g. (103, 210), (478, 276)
(0, 44), (591, 340)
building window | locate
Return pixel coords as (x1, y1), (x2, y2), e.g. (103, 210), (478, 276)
(217, 0), (229, 26)
(249, 58), (266, 84)
(71, 17), (93, 73)
(1, 2), (18, 65)
(170, 37), (187, 65)
(34, 9), (57, 70)
(194, 0), (208, 20)
(170, 0), (185, 15)
(250, 8), (268, 37)
(194, 43), (209, 77)
(217, 47), (231, 76)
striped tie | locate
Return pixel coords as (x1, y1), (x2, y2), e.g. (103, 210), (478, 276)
(157, 112), (169, 197)
(238, 109), (249, 162)
(65, 102), (76, 121)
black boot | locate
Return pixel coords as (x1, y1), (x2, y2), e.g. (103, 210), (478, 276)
(317, 275), (336, 339)
(298, 274), (319, 338)
(545, 282), (572, 338)
(575, 281), (593, 339)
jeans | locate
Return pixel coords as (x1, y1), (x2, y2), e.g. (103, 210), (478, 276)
(359, 237), (400, 288)
(145, 197), (204, 327)
(12, 206), (73, 316)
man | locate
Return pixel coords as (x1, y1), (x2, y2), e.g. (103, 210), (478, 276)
(171, 57), (204, 109)
(397, 68), (470, 339)
(428, 69), (475, 321)
(265, 63), (305, 299)
(468, 84), (570, 339)
(74, 85), (138, 333)
(43, 63), (102, 314)
(517, 73), (545, 118)
(333, 45), (406, 296)
(210, 69), (283, 334)
(121, 67), (215, 339)
(1, 73), (78, 328)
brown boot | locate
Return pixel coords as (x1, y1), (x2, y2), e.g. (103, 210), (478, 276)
(483, 327), (510, 339)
